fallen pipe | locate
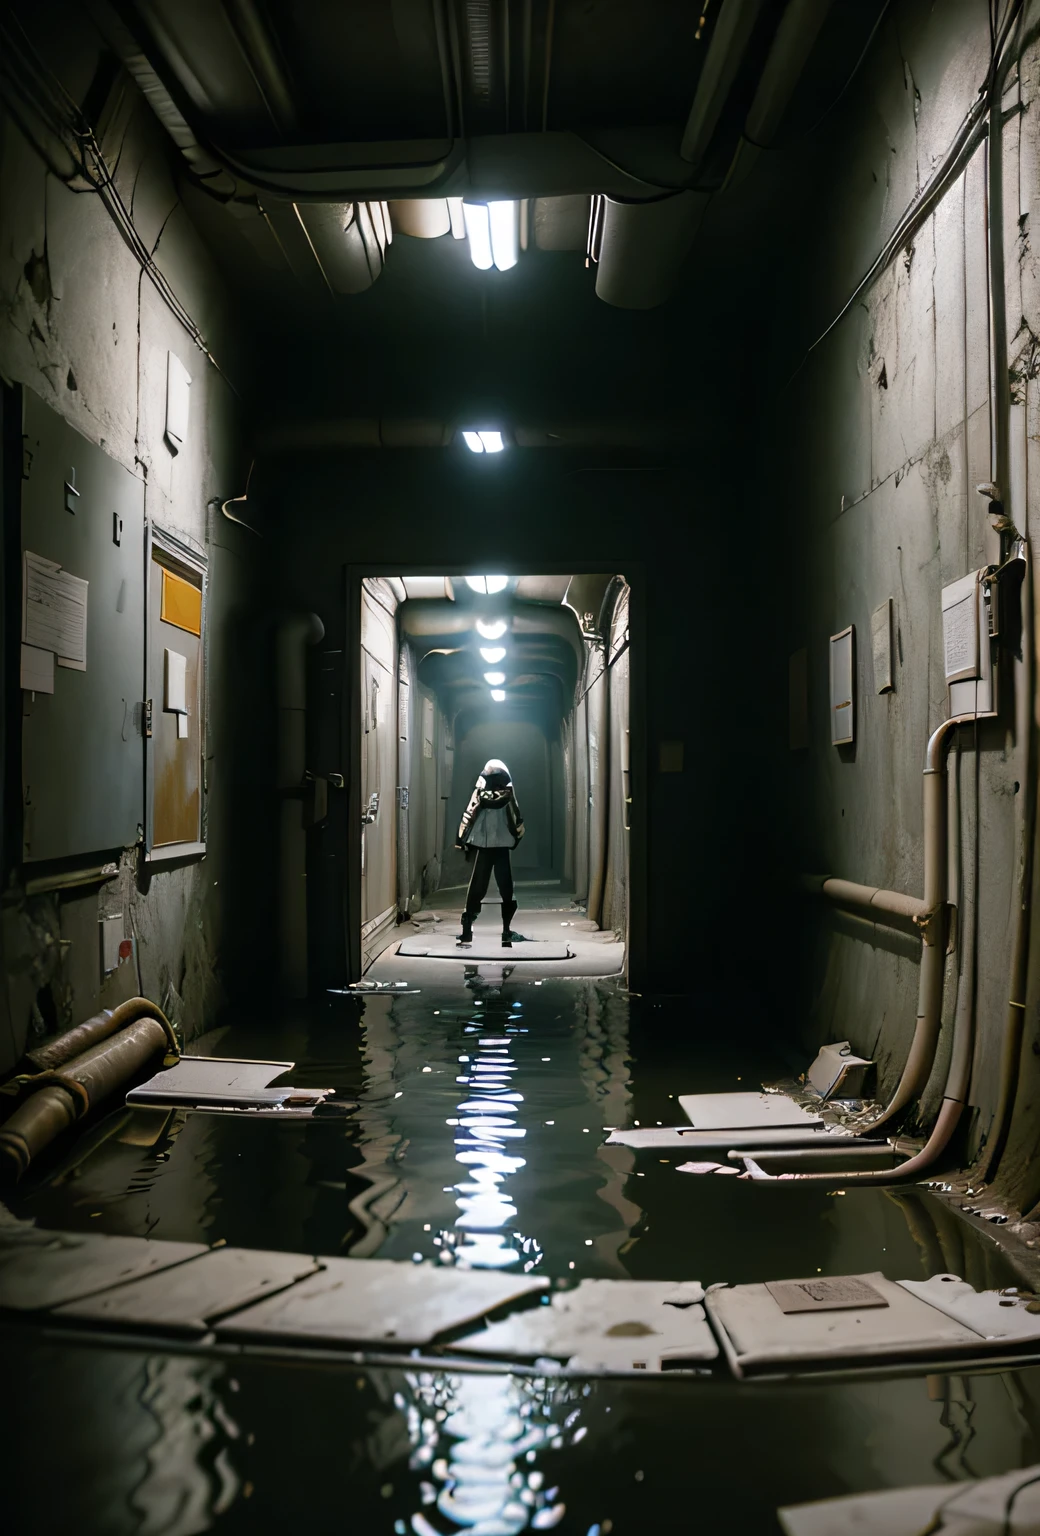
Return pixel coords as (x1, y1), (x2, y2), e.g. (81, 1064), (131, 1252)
(23, 997), (179, 1071)
(0, 1014), (171, 1181)
(755, 715), (977, 1184)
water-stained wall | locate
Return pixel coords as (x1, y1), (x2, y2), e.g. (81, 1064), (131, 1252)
(0, 12), (263, 1069)
(760, 0), (1040, 1194)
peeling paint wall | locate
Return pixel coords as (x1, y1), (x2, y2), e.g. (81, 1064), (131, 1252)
(0, 9), (265, 1071)
(763, 0), (1040, 1186)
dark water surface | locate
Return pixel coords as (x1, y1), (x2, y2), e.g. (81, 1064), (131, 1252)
(9, 972), (1040, 1532)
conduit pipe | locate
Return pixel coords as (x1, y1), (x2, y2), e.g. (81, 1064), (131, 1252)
(277, 613), (325, 999)
(984, 544), (1035, 1181)
(23, 997), (178, 1072)
(753, 717), (977, 1183)
(808, 876), (931, 928)
(0, 1012), (172, 1181)
(680, 0), (767, 169)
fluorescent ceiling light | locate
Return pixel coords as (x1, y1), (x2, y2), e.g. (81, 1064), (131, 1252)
(480, 646), (506, 663)
(488, 201), (519, 271)
(485, 575), (508, 594)
(490, 689), (506, 702)
(484, 671), (506, 685)
(462, 202), (494, 270)
(460, 429), (506, 454)
(463, 200), (519, 272)
(447, 197), (466, 239)
(476, 620), (507, 639)
(465, 576), (509, 595)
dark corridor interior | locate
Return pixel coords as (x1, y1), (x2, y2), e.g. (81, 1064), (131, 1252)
(8, 1), (1040, 1532)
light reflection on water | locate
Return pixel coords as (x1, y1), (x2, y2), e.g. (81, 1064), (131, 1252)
(395, 1369), (590, 1535)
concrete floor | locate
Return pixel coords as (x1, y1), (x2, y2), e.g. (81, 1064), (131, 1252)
(370, 882), (626, 980)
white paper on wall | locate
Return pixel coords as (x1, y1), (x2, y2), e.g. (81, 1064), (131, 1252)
(20, 644), (54, 694)
(23, 552), (88, 666)
(165, 648), (187, 713)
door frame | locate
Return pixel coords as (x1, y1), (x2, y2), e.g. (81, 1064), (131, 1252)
(344, 562), (647, 987)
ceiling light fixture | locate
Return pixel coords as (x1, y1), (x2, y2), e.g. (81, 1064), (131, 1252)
(480, 646), (506, 663)
(461, 430), (505, 454)
(484, 671), (506, 685)
(476, 620), (507, 640)
(462, 200), (519, 272)
(491, 689), (506, 702)
(465, 576), (509, 595)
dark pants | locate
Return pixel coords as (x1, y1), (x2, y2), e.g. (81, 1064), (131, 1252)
(464, 848), (514, 917)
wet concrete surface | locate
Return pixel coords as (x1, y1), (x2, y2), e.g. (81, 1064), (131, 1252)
(7, 970), (1040, 1532)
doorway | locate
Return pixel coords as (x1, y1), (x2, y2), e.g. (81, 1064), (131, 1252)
(347, 571), (633, 976)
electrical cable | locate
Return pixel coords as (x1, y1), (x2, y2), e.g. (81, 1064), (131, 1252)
(0, 14), (238, 393)
(787, 0), (1025, 385)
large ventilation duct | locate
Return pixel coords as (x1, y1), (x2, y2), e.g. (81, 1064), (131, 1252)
(389, 199), (452, 238)
(594, 192), (709, 310)
(680, 0), (767, 168)
(295, 202), (391, 293)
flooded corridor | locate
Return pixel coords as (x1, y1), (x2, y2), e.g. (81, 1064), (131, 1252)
(9, 963), (1040, 1532)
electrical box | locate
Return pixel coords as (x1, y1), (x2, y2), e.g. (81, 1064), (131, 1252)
(942, 570), (996, 716)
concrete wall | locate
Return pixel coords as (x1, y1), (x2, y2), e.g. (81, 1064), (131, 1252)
(0, 12), (264, 1068)
(759, 1), (1040, 1187)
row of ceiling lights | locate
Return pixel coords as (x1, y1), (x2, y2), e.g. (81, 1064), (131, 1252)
(470, 584), (509, 702)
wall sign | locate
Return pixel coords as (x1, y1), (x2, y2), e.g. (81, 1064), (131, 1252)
(829, 626), (855, 746)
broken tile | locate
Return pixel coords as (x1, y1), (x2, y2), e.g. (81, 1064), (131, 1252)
(54, 1245), (322, 1334)
(216, 1257), (547, 1347)
(0, 1231), (206, 1311)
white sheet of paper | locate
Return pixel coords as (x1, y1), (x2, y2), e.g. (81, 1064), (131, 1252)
(177, 711), (189, 739)
(20, 644), (54, 694)
(165, 648), (187, 713)
(23, 552), (88, 665)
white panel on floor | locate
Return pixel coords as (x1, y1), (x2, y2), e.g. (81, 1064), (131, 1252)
(778, 1465), (1040, 1535)
(0, 1231), (207, 1310)
(216, 1258), (548, 1346)
(55, 1246), (321, 1333)
(897, 1274), (1040, 1340)
(606, 1126), (855, 1151)
(397, 939), (573, 961)
(126, 1055), (295, 1106)
(455, 1278), (717, 1371)
(707, 1272), (983, 1377)
(678, 1092), (823, 1131)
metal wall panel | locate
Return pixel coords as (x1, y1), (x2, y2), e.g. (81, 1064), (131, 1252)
(21, 388), (145, 861)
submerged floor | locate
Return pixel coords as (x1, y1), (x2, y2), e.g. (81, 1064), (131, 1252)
(8, 956), (1040, 1532)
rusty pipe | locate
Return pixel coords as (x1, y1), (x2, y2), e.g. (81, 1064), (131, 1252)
(810, 877), (931, 927)
(0, 1016), (169, 1181)
(752, 717), (976, 1183)
(23, 997), (178, 1072)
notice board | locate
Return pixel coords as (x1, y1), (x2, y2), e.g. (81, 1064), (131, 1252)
(21, 388), (145, 862)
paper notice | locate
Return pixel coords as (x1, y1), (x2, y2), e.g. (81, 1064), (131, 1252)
(765, 1276), (889, 1314)
(177, 711), (189, 739)
(23, 552), (88, 665)
(165, 648), (187, 713)
(20, 644), (54, 694)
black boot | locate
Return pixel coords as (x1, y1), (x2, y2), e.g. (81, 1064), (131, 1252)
(501, 900), (518, 948)
(458, 911), (474, 946)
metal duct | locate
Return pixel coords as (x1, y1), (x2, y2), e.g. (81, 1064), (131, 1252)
(295, 202), (389, 293)
(594, 192), (709, 310)
(745, 0), (832, 144)
(680, 0), (767, 168)
(389, 199), (452, 237)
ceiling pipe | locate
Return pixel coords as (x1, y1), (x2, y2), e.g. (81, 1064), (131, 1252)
(680, 0), (767, 170)
(744, 0), (832, 144)
(221, 0), (299, 136)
